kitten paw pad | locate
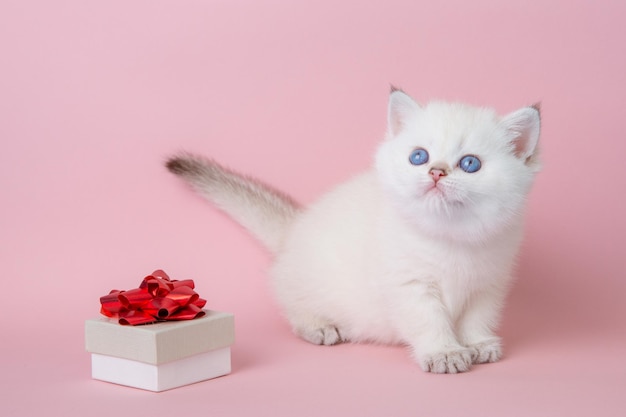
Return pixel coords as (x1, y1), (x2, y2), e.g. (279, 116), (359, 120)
(420, 348), (473, 374)
(468, 339), (502, 364)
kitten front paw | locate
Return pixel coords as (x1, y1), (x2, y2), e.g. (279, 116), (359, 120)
(419, 347), (473, 374)
(296, 324), (343, 346)
(467, 338), (502, 364)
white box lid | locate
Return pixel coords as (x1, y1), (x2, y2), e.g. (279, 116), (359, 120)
(85, 310), (234, 365)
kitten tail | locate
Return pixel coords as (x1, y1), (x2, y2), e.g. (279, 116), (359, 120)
(166, 154), (301, 254)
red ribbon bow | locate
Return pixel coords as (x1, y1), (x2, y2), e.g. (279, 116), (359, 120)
(100, 270), (207, 325)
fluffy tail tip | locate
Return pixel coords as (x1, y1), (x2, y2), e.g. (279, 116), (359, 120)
(166, 157), (182, 173)
(166, 155), (199, 176)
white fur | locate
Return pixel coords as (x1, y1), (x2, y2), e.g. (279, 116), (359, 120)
(168, 90), (541, 373)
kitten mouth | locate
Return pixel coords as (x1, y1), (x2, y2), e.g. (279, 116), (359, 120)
(423, 185), (463, 206)
(425, 184), (445, 195)
(422, 185), (447, 200)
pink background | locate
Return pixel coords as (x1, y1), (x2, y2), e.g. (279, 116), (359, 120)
(2, 0), (625, 415)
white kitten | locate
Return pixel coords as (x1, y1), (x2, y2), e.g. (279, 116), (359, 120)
(166, 88), (541, 373)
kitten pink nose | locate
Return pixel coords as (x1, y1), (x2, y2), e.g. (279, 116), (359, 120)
(429, 168), (447, 182)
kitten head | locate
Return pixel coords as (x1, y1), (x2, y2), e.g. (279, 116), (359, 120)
(375, 88), (541, 243)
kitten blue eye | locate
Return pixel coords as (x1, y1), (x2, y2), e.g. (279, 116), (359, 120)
(459, 155), (481, 173)
(409, 148), (429, 165)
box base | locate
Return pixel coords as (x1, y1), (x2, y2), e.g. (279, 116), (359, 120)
(91, 347), (231, 392)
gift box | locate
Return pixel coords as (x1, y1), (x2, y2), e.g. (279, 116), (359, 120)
(85, 309), (235, 391)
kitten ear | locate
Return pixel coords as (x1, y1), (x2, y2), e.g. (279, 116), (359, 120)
(500, 104), (541, 161)
(387, 87), (420, 137)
